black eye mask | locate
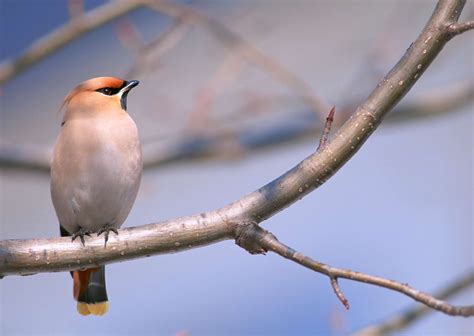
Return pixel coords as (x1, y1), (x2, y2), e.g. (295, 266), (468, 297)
(95, 80), (138, 111)
(96, 87), (121, 96)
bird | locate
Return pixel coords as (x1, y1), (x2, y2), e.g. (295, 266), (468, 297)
(50, 77), (142, 316)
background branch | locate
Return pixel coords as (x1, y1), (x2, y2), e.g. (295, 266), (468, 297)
(123, 16), (191, 78)
(1, 79), (471, 172)
(145, 0), (330, 117)
(0, 0), (329, 118)
(0, 0), (142, 85)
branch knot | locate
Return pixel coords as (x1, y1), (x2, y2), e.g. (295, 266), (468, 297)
(234, 222), (274, 255)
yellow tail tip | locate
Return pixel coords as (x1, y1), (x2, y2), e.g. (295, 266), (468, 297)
(76, 302), (91, 316)
(76, 301), (109, 316)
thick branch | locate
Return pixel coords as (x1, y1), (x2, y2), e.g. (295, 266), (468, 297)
(0, 1), (471, 317)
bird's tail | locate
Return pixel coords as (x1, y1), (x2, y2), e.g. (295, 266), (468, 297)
(73, 266), (109, 316)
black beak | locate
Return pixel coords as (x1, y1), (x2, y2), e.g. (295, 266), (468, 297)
(122, 80), (139, 92)
(120, 80), (139, 111)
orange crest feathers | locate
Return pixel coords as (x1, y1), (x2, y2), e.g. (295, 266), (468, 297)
(58, 77), (126, 115)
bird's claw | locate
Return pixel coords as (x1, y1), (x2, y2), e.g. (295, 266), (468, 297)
(97, 225), (119, 248)
(71, 228), (93, 246)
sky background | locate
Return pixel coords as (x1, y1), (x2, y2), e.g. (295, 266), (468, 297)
(0, 1), (473, 335)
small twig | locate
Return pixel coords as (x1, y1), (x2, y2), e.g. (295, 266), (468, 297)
(116, 18), (146, 55)
(68, 0), (84, 20)
(331, 277), (350, 309)
(125, 17), (191, 78)
(353, 271), (474, 335)
(187, 50), (246, 134)
(317, 106), (336, 151)
(447, 20), (474, 36)
(245, 225), (474, 317)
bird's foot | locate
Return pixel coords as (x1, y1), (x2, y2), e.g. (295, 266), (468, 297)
(97, 225), (119, 248)
(71, 228), (93, 246)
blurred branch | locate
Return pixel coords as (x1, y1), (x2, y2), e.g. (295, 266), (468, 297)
(123, 16), (191, 78)
(68, 0), (85, 20)
(0, 0), (328, 117)
(1, 79), (471, 172)
(145, 0), (330, 117)
(116, 17), (146, 55)
(353, 271), (474, 335)
(0, 142), (52, 171)
(187, 50), (247, 133)
(0, 0), (143, 85)
(0, 0), (472, 317)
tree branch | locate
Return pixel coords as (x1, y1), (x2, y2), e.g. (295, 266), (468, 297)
(0, 0), (143, 85)
(123, 16), (191, 78)
(317, 106), (335, 151)
(354, 271), (474, 335)
(238, 224), (474, 317)
(0, 0), (471, 317)
(447, 20), (474, 36)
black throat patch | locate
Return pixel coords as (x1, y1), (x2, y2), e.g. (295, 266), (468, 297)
(120, 91), (129, 111)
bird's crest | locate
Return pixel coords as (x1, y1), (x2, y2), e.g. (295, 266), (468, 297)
(58, 77), (126, 115)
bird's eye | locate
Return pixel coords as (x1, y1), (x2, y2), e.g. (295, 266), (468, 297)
(97, 87), (114, 95)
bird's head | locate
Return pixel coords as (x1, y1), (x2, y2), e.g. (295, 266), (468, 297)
(60, 77), (139, 124)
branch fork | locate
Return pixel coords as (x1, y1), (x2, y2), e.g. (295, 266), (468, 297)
(232, 221), (352, 309)
(234, 222), (270, 255)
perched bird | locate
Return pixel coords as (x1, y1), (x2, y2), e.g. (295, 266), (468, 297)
(50, 77), (142, 316)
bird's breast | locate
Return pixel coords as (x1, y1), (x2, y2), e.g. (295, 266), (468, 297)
(51, 114), (142, 232)
(57, 117), (140, 181)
